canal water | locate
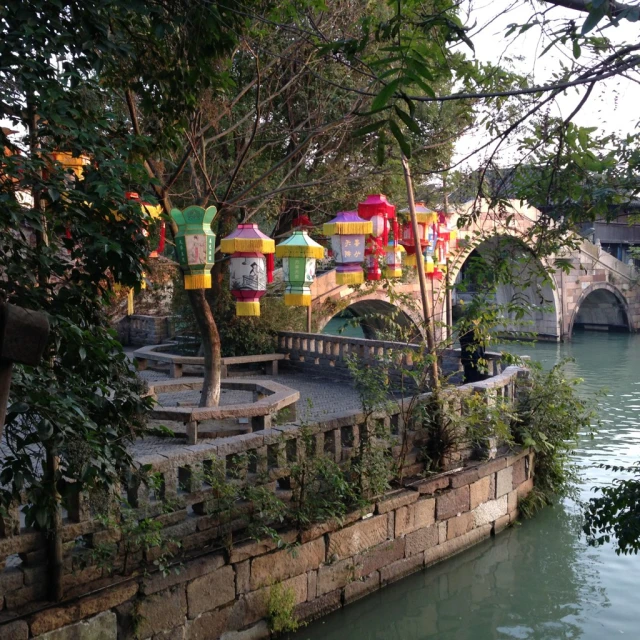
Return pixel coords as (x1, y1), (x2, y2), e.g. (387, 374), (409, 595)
(290, 331), (640, 640)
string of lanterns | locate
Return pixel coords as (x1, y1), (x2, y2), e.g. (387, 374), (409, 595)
(170, 194), (460, 317)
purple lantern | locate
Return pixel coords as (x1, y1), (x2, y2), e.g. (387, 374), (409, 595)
(323, 211), (372, 285)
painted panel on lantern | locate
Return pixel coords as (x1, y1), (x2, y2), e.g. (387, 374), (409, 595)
(427, 227), (437, 255)
(284, 258), (315, 283)
(184, 235), (211, 265)
(332, 236), (364, 263)
(175, 237), (188, 264)
(230, 256), (266, 291)
(370, 215), (386, 237)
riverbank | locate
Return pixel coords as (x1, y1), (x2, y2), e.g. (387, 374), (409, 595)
(293, 331), (640, 640)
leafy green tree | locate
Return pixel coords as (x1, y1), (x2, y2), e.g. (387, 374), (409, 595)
(584, 465), (640, 555)
(0, 0), (261, 599)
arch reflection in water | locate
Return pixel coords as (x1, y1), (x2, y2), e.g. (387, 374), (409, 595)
(322, 299), (422, 342)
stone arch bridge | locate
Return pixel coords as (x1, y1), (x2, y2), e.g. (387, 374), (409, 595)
(311, 200), (640, 342)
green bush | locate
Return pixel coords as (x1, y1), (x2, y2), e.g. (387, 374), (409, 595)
(512, 361), (597, 513)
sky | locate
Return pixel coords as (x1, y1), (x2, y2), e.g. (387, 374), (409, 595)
(453, 0), (640, 168)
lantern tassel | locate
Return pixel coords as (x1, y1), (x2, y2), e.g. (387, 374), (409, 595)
(220, 237), (275, 254)
(156, 221), (166, 253)
(336, 271), (364, 285)
(184, 274), (212, 289)
(383, 267), (402, 279)
(284, 293), (311, 307)
(322, 221), (372, 235)
(236, 301), (261, 316)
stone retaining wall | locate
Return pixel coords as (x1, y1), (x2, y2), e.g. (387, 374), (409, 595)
(116, 314), (174, 346)
(0, 449), (534, 640)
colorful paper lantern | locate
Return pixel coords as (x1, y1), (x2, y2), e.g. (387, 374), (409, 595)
(220, 223), (275, 316)
(323, 211), (372, 285)
(358, 194), (395, 281)
(276, 231), (325, 307)
(170, 205), (217, 289)
(292, 214), (314, 230)
(449, 228), (458, 251)
(50, 151), (90, 179)
(384, 238), (405, 278)
(400, 203), (437, 267)
(126, 191), (163, 220)
(437, 228), (450, 266)
(426, 255), (435, 276)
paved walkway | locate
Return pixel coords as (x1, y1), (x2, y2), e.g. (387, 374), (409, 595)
(140, 370), (363, 422)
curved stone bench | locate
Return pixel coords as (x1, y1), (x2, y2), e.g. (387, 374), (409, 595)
(133, 343), (286, 378)
(147, 377), (300, 444)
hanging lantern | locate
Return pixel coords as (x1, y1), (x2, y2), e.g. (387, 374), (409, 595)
(437, 228), (450, 266)
(276, 231), (325, 306)
(220, 223), (275, 316)
(400, 203), (437, 267)
(170, 205), (217, 290)
(449, 228), (458, 251)
(384, 238), (405, 278)
(126, 191), (163, 220)
(292, 214), (314, 230)
(322, 211), (372, 285)
(425, 255), (435, 277)
(50, 151), (90, 179)
(358, 194), (395, 281)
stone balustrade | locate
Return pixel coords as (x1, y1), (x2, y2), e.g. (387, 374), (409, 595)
(276, 331), (505, 381)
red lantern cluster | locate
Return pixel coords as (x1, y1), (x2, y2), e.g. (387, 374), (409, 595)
(357, 194), (397, 281)
(399, 203), (437, 270)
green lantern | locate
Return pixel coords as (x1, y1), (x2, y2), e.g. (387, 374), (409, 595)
(170, 205), (217, 289)
(275, 231), (325, 306)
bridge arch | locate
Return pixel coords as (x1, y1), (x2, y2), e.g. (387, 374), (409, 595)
(447, 234), (562, 340)
(569, 282), (631, 334)
(317, 294), (423, 341)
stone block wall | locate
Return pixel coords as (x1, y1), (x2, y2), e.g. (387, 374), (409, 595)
(0, 449), (534, 640)
(117, 315), (174, 346)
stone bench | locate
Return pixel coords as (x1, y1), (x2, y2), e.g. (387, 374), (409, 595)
(147, 377), (300, 444)
(133, 344), (286, 378)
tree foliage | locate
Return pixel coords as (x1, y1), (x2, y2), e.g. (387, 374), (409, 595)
(0, 0), (258, 528)
(584, 464), (640, 555)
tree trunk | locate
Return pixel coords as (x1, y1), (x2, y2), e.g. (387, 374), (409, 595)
(188, 289), (221, 407)
(401, 154), (439, 388)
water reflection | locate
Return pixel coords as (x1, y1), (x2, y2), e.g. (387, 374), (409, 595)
(291, 332), (640, 640)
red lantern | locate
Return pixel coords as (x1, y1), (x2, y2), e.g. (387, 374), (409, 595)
(358, 194), (395, 281)
(292, 214), (313, 230)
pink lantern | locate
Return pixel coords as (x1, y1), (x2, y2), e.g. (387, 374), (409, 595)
(323, 211), (372, 285)
(358, 194), (395, 281)
(220, 224), (275, 316)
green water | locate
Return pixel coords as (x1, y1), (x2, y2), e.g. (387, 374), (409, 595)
(291, 331), (640, 640)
